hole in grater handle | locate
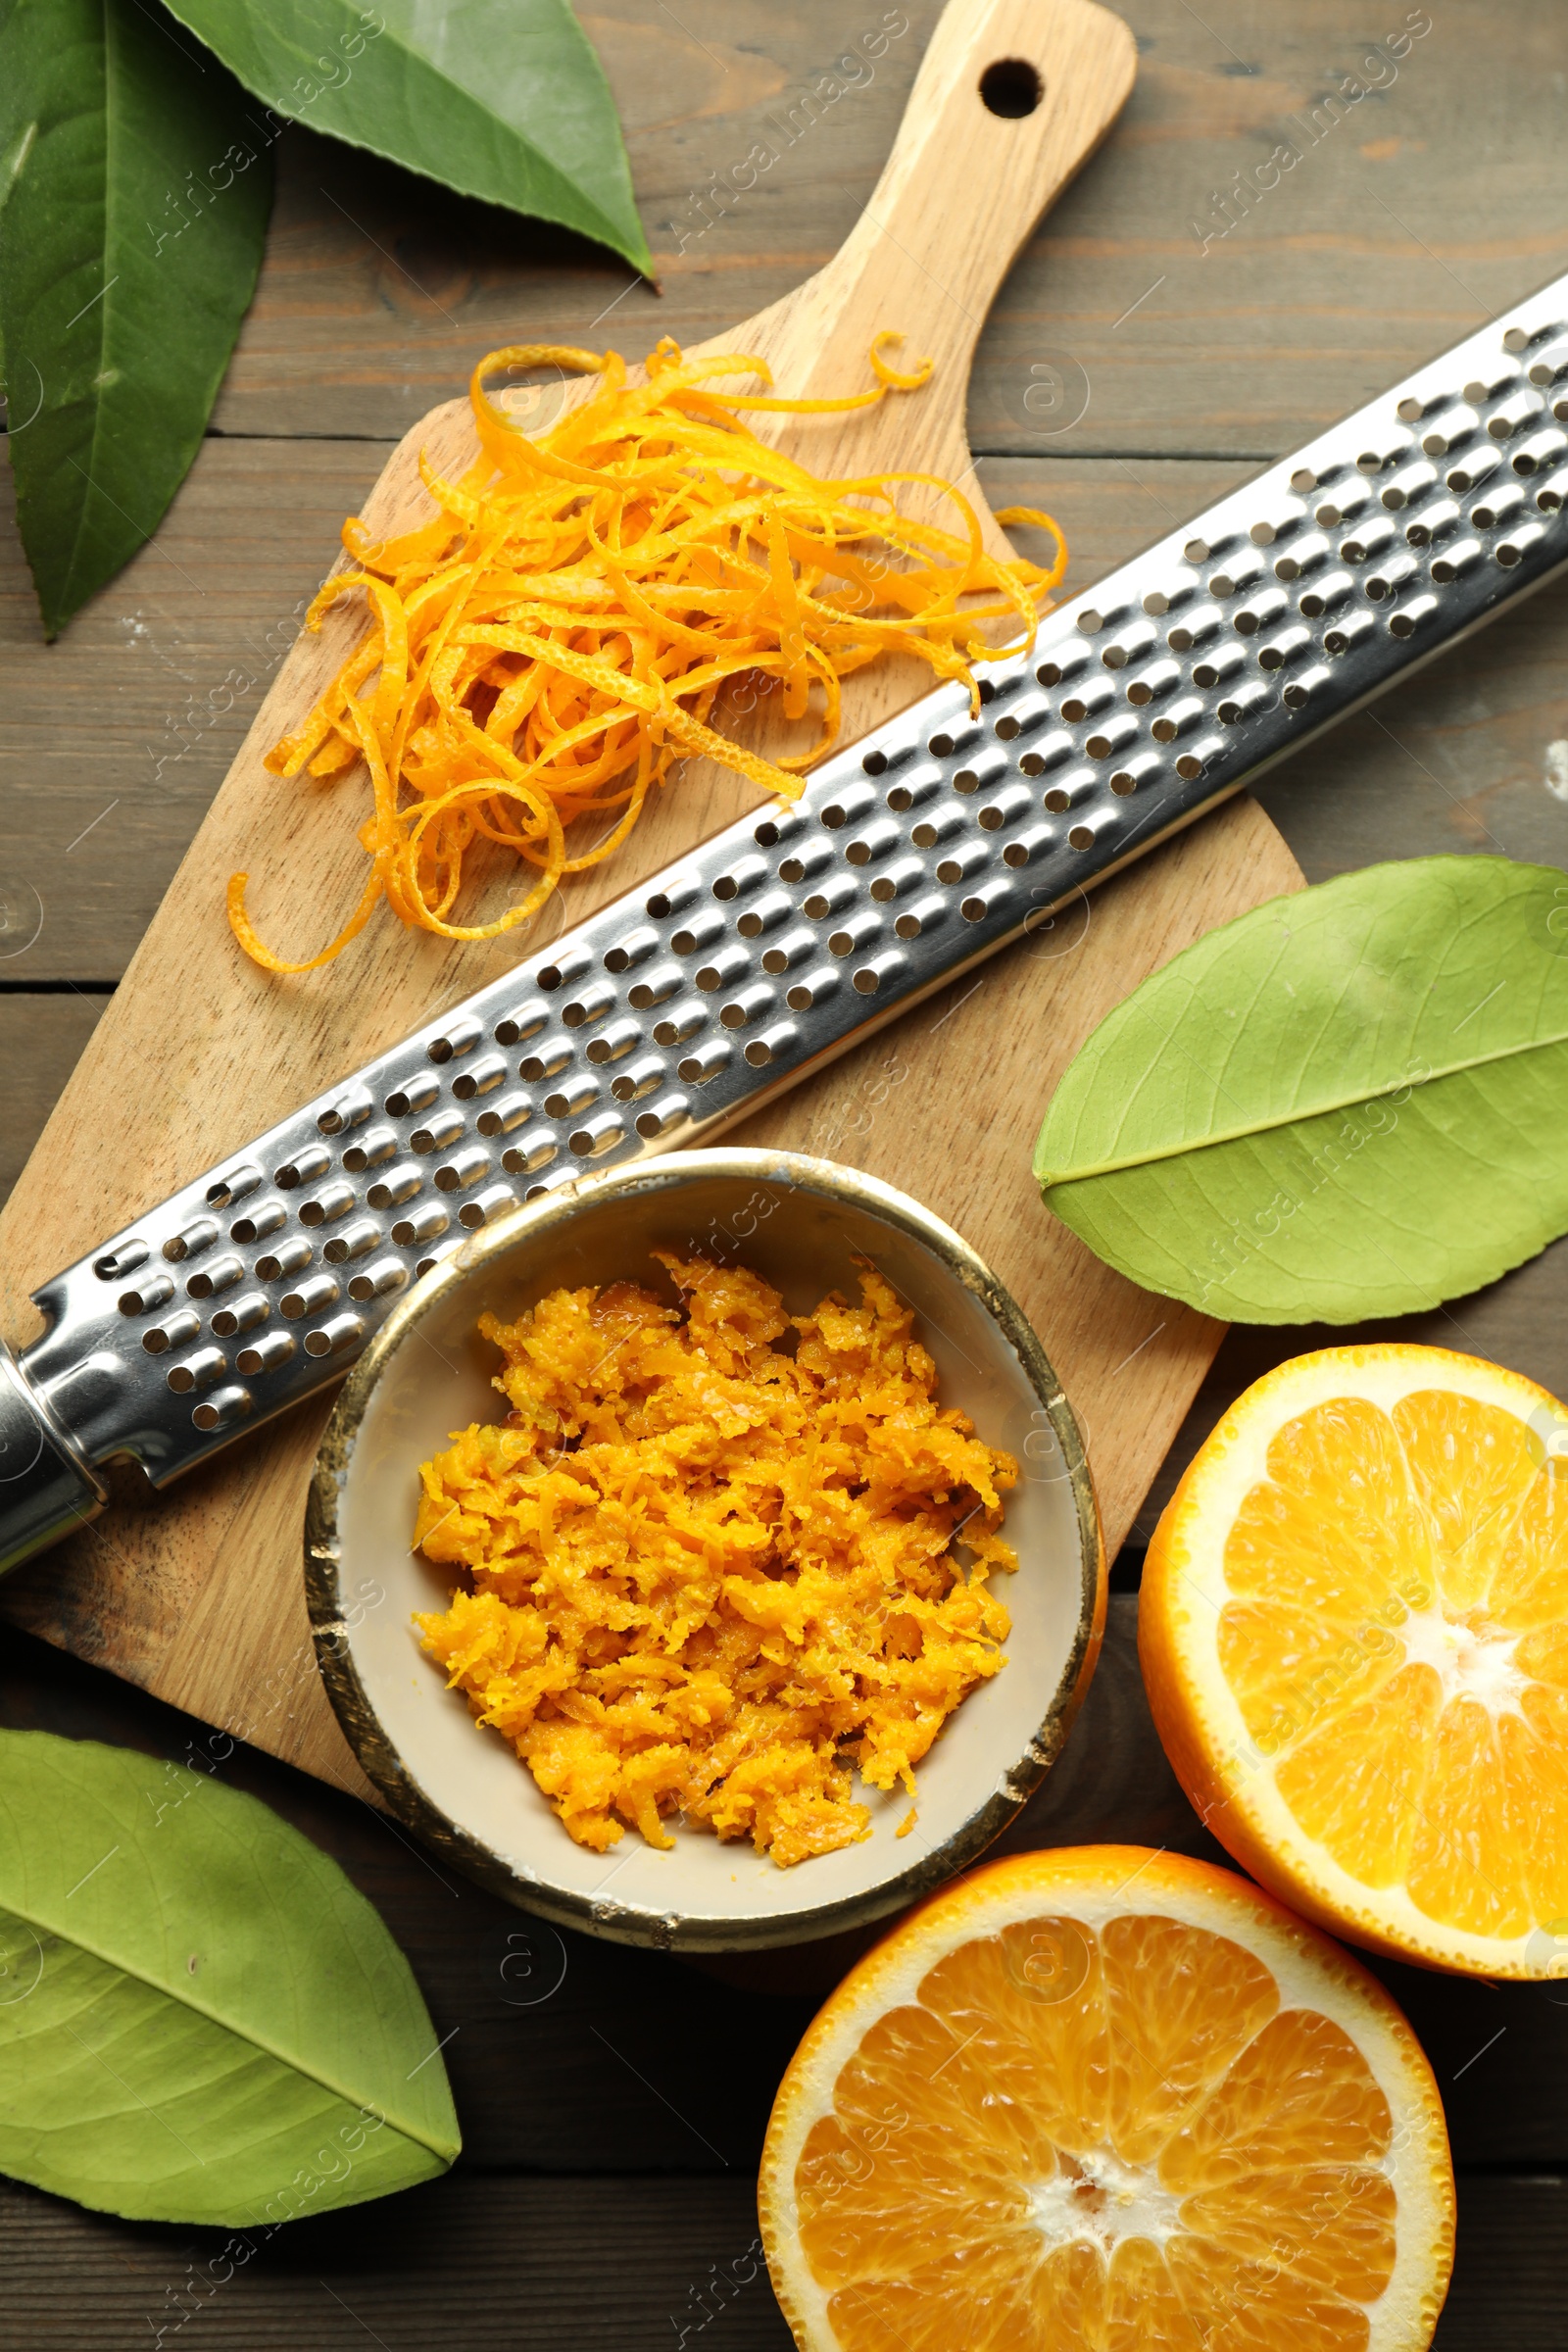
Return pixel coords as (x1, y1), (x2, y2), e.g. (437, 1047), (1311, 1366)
(282, 1275), (339, 1322)
(186, 1255), (243, 1300)
(236, 1333), (295, 1376)
(568, 1117), (625, 1158)
(459, 1184), (519, 1229)
(501, 1133), (559, 1176)
(635, 1095), (690, 1140)
(323, 1220), (382, 1265)
(434, 1149), (492, 1194)
(609, 1057), (664, 1103)
(452, 1054), (508, 1100)
(367, 1169), (422, 1211)
(142, 1310), (200, 1357)
(384, 1073), (439, 1120)
(163, 1218), (219, 1263)
(427, 1017), (482, 1063)
(317, 1089), (373, 1136)
(476, 1092), (536, 1135)
(348, 1258), (410, 1304)
(205, 1166), (263, 1209)
(392, 1205), (450, 1249)
(299, 1183), (356, 1228)
(979, 57), (1042, 117)
(410, 1111), (465, 1156)
(493, 1003), (549, 1048)
(257, 1238), (312, 1283)
(341, 1128), (398, 1172)
(563, 986), (615, 1029)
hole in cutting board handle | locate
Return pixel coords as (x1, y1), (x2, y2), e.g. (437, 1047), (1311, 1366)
(979, 58), (1043, 118)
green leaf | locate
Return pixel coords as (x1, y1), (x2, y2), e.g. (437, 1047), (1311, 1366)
(0, 1729), (459, 2224)
(0, 0), (273, 637)
(1031, 856), (1568, 1326)
(165, 0), (654, 277)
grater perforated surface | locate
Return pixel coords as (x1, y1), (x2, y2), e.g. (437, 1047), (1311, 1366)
(19, 274), (1568, 1513)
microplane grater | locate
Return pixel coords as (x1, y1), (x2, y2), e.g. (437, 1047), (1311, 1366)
(8, 274), (1568, 1574)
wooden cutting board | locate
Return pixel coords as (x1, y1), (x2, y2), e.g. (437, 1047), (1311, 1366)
(0, 0), (1301, 1799)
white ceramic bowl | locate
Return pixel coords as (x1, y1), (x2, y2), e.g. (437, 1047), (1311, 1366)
(306, 1151), (1102, 1950)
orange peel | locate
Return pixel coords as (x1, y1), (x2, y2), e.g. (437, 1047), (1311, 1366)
(235, 336), (1067, 972)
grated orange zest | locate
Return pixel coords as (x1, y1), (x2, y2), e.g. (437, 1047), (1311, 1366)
(233, 337), (1066, 972)
(412, 1255), (1018, 1869)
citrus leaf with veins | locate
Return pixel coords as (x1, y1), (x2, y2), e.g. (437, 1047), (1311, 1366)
(0, 0), (272, 636)
(0, 1729), (459, 2224)
(166, 0), (654, 276)
(1032, 857), (1568, 1325)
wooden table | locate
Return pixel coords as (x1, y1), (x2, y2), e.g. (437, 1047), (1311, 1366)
(2, 3), (1566, 2341)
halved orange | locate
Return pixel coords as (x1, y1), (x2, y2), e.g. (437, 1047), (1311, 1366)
(760, 1846), (1452, 2352)
(1142, 1344), (1568, 1979)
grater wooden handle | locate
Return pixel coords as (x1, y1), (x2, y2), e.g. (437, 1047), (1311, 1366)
(733, 0), (1138, 479)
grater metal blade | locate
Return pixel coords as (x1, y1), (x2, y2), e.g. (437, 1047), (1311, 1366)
(9, 274), (1568, 1574)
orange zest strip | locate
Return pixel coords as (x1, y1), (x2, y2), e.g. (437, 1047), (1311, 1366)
(234, 337), (1067, 972)
(227, 863), (386, 975)
(868, 329), (935, 391)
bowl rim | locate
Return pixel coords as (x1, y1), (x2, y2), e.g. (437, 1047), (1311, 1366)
(305, 1147), (1105, 1950)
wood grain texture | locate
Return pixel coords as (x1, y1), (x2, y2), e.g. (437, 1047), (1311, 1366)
(728, 797), (1300, 1559)
(0, 448), (1254, 979)
(7, 1601), (1568, 2176)
(1, 2168), (1562, 2351)
(0, 999), (106, 1203)
(0, 0), (1305, 1788)
(0, 1606), (1561, 2344)
(8, 433), (1568, 984)
(0, 2166), (1557, 2350)
(196, 2), (1568, 459)
(0, 6), (1564, 2343)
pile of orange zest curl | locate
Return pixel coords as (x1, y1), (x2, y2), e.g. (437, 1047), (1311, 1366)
(230, 331), (1068, 974)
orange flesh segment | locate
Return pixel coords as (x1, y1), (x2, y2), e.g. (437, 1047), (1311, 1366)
(794, 1914), (1395, 2352)
(1215, 1389), (1568, 1936)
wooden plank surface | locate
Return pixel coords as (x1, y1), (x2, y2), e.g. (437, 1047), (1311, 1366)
(0, 446), (1281, 1794)
(18, 1595), (1568, 2175)
(0, 793), (1299, 1791)
(0, 2172), (1560, 2351)
(0, 1605), (1560, 2347)
(7, 437), (1568, 980)
(189, 1), (1568, 459)
(0, 449), (1253, 979)
(4, 1), (1568, 2343)
(0, 0), (1307, 1793)
(0, 999), (106, 1205)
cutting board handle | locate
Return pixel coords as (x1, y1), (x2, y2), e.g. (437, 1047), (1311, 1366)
(791, 0), (1137, 427)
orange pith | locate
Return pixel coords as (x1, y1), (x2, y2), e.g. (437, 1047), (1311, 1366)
(1141, 1345), (1568, 1977)
(760, 1849), (1453, 2352)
